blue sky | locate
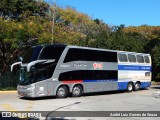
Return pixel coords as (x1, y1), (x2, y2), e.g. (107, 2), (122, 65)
(46, 0), (160, 26)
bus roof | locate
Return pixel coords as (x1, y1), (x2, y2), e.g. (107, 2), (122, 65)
(31, 44), (150, 56)
(67, 45), (150, 56)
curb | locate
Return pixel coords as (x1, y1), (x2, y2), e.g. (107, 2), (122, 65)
(0, 91), (17, 94)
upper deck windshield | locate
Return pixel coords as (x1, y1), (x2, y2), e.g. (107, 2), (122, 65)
(23, 46), (43, 63)
(22, 45), (66, 63)
(38, 45), (66, 62)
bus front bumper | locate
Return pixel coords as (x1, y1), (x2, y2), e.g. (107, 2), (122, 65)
(17, 85), (35, 98)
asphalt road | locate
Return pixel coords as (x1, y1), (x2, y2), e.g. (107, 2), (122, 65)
(0, 85), (160, 120)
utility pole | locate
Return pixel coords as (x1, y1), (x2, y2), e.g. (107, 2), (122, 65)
(51, 0), (58, 44)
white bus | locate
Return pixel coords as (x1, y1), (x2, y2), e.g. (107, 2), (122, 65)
(11, 44), (151, 98)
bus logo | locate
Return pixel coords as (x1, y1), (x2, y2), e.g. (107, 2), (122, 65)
(93, 63), (103, 69)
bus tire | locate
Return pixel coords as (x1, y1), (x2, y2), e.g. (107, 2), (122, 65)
(56, 86), (68, 98)
(134, 82), (140, 91)
(72, 85), (83, 97)
(127, 82), (133, 92)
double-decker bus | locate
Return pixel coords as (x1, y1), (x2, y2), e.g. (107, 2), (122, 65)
(11, 44), (151, 98)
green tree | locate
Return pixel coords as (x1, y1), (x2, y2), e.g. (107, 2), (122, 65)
(0, 0), (49, 20)
(0, 19), (19, 76)
(151, 45), (160, 81)
(108, 25), (148, 52)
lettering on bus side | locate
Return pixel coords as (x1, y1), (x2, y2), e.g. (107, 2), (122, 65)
(73, 63), (87, 69)
(93, 63), (103, 69)
(60, 64), (70, 68)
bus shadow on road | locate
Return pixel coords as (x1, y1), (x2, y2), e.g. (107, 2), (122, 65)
(83, 90), (126, 97)
(83, 88), (149, 97)
(151, 86), (160, 89)
(19, 96), (56, 101)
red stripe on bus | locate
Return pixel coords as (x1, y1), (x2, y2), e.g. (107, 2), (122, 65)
(62, 80), (83, 84)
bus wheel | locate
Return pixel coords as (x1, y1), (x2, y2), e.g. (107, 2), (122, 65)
(134, 82), (140, 91)
(56, 86), (68, 98)
(72, 85), (83, 97)
(127, 82), (133, 92)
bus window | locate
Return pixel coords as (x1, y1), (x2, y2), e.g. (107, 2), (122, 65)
(64, 48), (83, 63)
(144, 56), (150, 63)
(34, 62), (55, 82)
(128, 54), (136, 62)
(64, 48), (117, 63)
(59, 70), (118, 81)
(83, 50), (117, 62)
(83, 49), (98, 61)
(136, 55), (144, 63)
(118, 53), (128, 62)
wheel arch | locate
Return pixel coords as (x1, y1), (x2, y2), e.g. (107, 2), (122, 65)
(135, 81), (141, 85)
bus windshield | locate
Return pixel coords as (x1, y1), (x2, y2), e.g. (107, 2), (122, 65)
(19, 68), (34, 85)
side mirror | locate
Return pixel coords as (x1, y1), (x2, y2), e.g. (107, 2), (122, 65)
(11, 62), (21, 72)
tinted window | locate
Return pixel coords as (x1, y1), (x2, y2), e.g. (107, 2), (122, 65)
(39, 46), (65, 62)
(83, 49), (117, 62)
(23, 46), (43, 63)
(34, 62), (56, 82)
(144, 56), (150, 63)
(64, 48), (83, 63)
(137, 55), (144, 63)
(118, 54), (128, 62)
(59, 70), (118, 81)
(83, 49), (98, 61)
(128, 54), (136, 62)
(64, 48), (117, 63)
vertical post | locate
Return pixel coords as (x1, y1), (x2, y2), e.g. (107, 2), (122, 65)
(52, 0), (58, 44)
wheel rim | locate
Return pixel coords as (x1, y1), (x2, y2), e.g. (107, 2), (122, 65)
(57, 88), (65, 97)
(135, 83), (140, 90)
(73, 87), (80, 96)
(128, 84), (133, 91)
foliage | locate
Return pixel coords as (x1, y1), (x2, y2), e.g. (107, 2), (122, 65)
(0, 0), (49, 20)
(123, 25), (160, 40)
(0, 87), (16, 91)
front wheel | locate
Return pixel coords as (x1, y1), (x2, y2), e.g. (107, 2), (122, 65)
(56, 86), (68, 98)
(72, 85), (83, 97)
(127, 82), (133, 92)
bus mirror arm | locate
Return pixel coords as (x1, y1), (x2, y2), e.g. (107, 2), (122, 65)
(11, 62), (22, 72)
(27, 60), (47, 72)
